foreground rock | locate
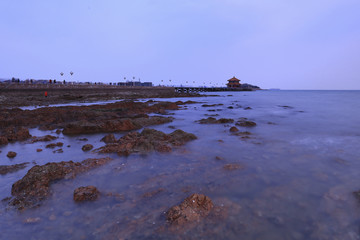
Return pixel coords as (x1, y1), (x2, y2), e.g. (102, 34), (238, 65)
(97, 128), (197, 155)
(196, 117), (234, 124)
(9, 157), (112, 210)
(7, 151), (17, 158)
(166, 193), (214, 225)
(236, 119), (257, 127)
(0, 163), (29, 175)
(73, 186), (100, 202)
(81, 144), (93, 151)
(0, 127), (31, 145)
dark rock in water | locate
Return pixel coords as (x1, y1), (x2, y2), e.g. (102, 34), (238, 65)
(223, 163), (245, 171)
(244, 107), (252, 110)
(9, 157), (112, 210)
(62, 116), (173, 135)
(45, 142), (64, 148)
(202, 104), (223, 107)
(82, 144), (94, 151)
(0, 136), (9, 145)
(353, 190), (360, 202)
(7, 151), (17, 158)
(73, 186), (99, 202)
(55, 129), (62, 134)
(166, 193), (213, 225)
(0, 163), (29, 175)
(197, 117), (234, 124)
(97, 128), (197, 156)
(53, 148), (63, 154)
(228, 106), (234, 109)
(101, 134), (117, 144)
(0, 127), (31, 145)
(236, 120), (257, 127)
(229, 127), (239, 132)
(30, 135), (57, 143)
(215, 156), (224, 161)
(77, 138), (88, 141)
(36, 149), (42, 152)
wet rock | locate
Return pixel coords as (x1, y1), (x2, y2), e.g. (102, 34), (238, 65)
(55, 129), (62, 134)
(82, 144), (94, 151)
(3, 126), (32, 142)
(97, 128), (196, 156)
(215, 156), (224, 161)
(101, 134), (117, 144)
(141, 188), (165, 199)
(227, 106), (234, 109)
(223, 163), (245, 170)
(53, 149), (63, 153)
(236, 120), (257, 127)
(45, 142), (64, 148)
(7, 151), (17, 158)
(166, 193), (214, 225)
(0, 163), (29, 175)
(73, 186), (100, 202)
(229, 126), (239, 132)
(244, 107), (252, 110)
(36, 149), (43, 152)
(77, 138), (88, 141)
(0, 136), (9, 145)
(9, 157), (112, 210)
(30, 135), (57, 143)
(197, 117), (234, 124)
(202, 104), (223, 107)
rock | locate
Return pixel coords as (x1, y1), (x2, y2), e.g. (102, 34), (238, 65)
(223, 163), (245, 170)
(0, 136), (9, 145)
(3, 126), (32, 142)
(7, 151), (17, 158)
(97, 128), (196, 156)
(101, 134), (117, 144)
(36, 149), (43, 152)
(141, 188), (165, 199)
(197, 117), (234, 124)
(228, 106), (234, 109)
(236, 120), (257, 127)
(0, 163), (29, 175)
(244, 107), (252, 110)
(55, 129), (62, 134)
(215, 156), (224, 161)
(53, 149), (63, 153)
(201, 104), (223, 107)
(45, 142), (64, 148)
(77, 138), (88, 141)
(30, 135), (57, 143)
(82, 144), (94, 151)
(229, 127), (239, 132)
(73, 186), (99, 202)
(166, 193), (214, 225)
(9, 157), (112, 210)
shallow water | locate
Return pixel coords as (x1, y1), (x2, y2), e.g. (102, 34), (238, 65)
(1, 90), (360, 239)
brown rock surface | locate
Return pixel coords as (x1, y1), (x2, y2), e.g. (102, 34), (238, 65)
(9, 157), (112, 210)
(81, 144), (94, 151)
(45, 142), (64, 148)
(7, 151), (17, 158)
(29, 135), (57, 143)
(0, 163), (29, 175)
(101, 134), (117, 144)
(236, 120), (257, 127)
(97, 128), (197, 155)
(166, 193), (214, 225)
(73, 186), (100, 202)
(229, 126), (239, 132)
(197, 117), (234, 124)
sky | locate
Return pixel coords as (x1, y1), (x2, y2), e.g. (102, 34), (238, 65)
(0, 0), (359, 90)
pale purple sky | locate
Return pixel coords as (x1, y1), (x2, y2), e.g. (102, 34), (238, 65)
(1, 0), (359, 89)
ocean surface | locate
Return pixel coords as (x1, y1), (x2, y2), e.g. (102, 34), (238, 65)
(1, 90), (360, 239)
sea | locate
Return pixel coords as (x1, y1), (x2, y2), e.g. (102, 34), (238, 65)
(0, 90), (360, 239)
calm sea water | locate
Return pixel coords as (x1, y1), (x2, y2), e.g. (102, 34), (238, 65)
(1, 90), (360, 239)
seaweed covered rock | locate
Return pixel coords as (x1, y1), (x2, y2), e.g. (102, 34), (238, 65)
(197, 117), (234, 124)
(97, 128), (197, 155)
(9, 157), (112, 210)
(73, 186), (100, 202)
(7, 151), (17, 158)
(0, 163), (29, 175)
(166, 193), (214, 225)
(82, 144), (94, 151)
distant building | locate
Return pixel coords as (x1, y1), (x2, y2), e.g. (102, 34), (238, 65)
(226, 76), (241, 88)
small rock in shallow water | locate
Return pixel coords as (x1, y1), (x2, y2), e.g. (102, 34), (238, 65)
(229, 126), (239, 132)
(82, 144), (94, 151)
(101, 134), (117, 144)
(73, 186), (99, 202)
(7, 151), (17, 158)
(36, 149), (42, 152)
(46, 142), (64, 148)
(166, 193), (213, 225)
